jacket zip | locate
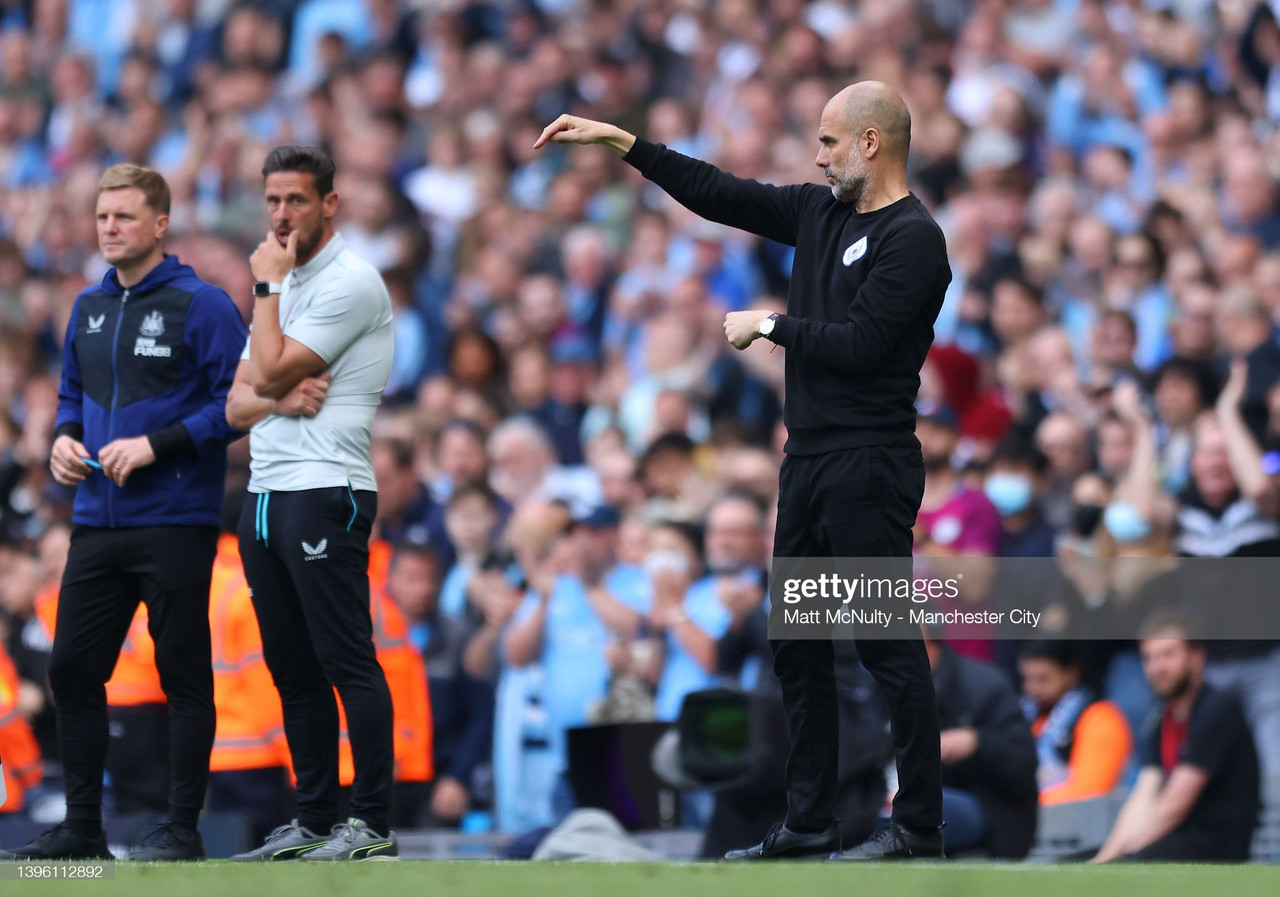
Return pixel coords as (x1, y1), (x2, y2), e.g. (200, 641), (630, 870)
(106, 288), (129, 528)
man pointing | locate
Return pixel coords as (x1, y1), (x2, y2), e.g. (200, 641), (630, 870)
(537, 81), (950, 860)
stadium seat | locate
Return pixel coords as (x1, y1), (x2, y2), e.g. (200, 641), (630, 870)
(1251, 774), (1280, 863)
(1028, 793), (1127, 861)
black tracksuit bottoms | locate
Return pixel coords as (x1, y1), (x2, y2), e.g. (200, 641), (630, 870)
(49, 525), (219, 830)
(771, 444), (944, 833)
(237, 486), (394, 835)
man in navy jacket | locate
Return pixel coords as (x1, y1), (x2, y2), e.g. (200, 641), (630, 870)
(1, 165), (246, 862)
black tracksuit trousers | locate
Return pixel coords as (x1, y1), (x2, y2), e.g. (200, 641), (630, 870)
(49, 525), (219, 830)
(770, 444), (943, 833)
(237, 486), (394, 835)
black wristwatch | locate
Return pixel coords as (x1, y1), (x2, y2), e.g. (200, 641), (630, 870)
(253, 281), (283, 297)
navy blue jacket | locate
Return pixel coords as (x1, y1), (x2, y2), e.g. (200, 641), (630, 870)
(55, 256), (247, 528)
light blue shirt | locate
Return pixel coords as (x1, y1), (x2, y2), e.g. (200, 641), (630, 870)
(439, 562), (473, 622)
(289, 0), (373, 88)
(531, 576), (614, 773)
(654, 576), (732, 722)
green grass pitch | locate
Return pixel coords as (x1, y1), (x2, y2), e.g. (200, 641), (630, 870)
(11, 861), (1280, 897)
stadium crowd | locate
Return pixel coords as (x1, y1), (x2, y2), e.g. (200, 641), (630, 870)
(0, 0), (1279, 861)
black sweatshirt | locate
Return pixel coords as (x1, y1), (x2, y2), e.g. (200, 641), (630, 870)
(623, 138), (952, 455)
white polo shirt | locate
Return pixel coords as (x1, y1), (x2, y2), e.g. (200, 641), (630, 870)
(244, 232), (393, 493)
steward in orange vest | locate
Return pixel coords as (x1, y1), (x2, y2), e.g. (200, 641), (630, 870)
(0, 644), (42, 813)
(208, 534), (289, 774)
(337, 540), (432, 789)
(205, 533), (294, 843)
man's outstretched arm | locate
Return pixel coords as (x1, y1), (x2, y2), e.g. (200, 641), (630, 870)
(534, 115), (637, 157)
(536, 114), (813, 247)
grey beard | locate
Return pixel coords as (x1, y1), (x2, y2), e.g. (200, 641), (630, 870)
(830, 172), (868, 205)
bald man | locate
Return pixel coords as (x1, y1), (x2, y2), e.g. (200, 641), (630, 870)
(537, 81), (949, 861)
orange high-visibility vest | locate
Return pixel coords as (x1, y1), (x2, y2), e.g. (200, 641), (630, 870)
(34, 584), (165, 707)
(337, 540), (433, 786)
(0, 644), (42, 812)
(209, 534), (290, 773)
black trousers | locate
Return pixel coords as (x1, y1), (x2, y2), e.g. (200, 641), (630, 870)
(771, 445), (943, 832)
(105, 703), (170, 815)
(237, 487), (394, 835)
(1122, 825), (1254, 862)
(49, 525), (219, 829)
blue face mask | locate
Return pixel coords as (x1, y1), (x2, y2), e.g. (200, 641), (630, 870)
(1103, 502), (1152, 543)
(984, 473), (1034, 516)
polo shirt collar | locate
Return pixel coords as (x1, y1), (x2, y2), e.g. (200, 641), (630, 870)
(291, 232), (345, 286)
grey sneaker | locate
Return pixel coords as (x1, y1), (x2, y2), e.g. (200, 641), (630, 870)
(300, 819), (397, 861)
(229, 821), (330, 862)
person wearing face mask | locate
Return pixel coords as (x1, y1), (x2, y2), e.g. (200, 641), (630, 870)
(1101, 381), (1174, 556)
(1057, 472), (1111, 558)
(646, 512), (746, 724)
(984, 434), (1056, 558)
(984, 434), (1069, 680)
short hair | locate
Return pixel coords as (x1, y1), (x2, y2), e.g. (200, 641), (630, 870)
(98, 164), (171, 216)
(391, 538), (438, 569)
(1138, 609), (1204, 649)
(371, 436), (414, 472)
(710, 489), (767, 526)
(994, 275), (1044, 308)
(1099, 308), (1137, 342)
(654, 519), (705, 559)
(447, 481), (500, 512)
(642, 431), (696, 463)
(1153, 357), (1218, 408)
(437, 417), (487, 451)
(990, 431), (1050, 475)
(488, 416), (553, 455)
(1018, 640), (1080, 668)
(262, 145), (336, 197)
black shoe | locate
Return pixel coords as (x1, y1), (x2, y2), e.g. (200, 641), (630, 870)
(724, 822), (840, 861)
(0, 822), (113, 861)
(830, 821), (944, 861)
(129, 823), (205, 861)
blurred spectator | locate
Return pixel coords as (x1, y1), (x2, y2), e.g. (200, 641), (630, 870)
(927, 638), (1039, 859)
(387, 538), (494, 828)
(1035, 411), (1093, 532)
(1019, 641), (1133, 805)
(985, 432), (1056, 557)
(370, 435), (433, 549)
(1093, 616), (1259, 862)
(916, 403), (1002, 557)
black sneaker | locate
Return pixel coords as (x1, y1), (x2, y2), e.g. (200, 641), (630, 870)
(230, 820), (331, 862)
(0, 822), (113, 860)
(129, 823), (205, 861)
(723, 822), (840, 861)
(829, 821), (944, 861)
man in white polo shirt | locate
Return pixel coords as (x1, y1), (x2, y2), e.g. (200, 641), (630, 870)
(224, 145), (397, 861)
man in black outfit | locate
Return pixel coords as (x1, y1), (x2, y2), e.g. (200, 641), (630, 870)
(536, 80), (949, 860)
(1093, 616), (1260, 862)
